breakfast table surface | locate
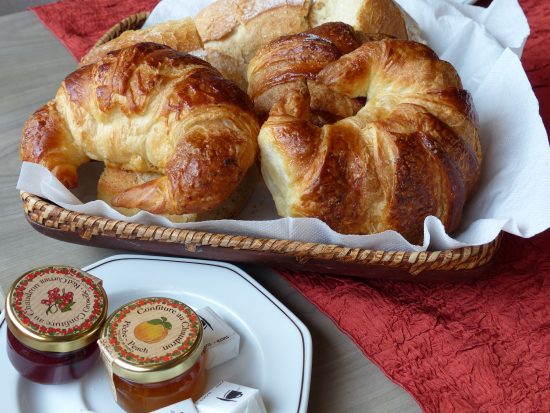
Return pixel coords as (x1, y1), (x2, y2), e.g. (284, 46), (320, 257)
(0, 9), (421, 413)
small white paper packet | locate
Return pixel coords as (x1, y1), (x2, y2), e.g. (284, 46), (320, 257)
(150, 399), (198, 413)
(17, 0), (550, 252)
(197, 307), (240, 370)
(196, 381), (267, 413)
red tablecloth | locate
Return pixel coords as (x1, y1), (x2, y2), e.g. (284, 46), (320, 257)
(31, 0), (550, 411)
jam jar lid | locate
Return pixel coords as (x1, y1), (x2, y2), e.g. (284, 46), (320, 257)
(98, 297), (203, 384)
(5, 265), (108, 353)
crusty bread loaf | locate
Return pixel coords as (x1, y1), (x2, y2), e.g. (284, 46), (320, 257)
(21, 42), (259, 216)
(81, 0), (416, 90)
(195, 0), (413, 89)
(80, 18), (203, 65)
(248, 23), (481, 243)
(98, 164), (259, 222)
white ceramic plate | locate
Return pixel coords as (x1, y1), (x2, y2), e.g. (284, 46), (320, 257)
(0, 255), (312, 413)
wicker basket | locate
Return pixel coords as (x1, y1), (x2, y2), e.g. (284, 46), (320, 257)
(20, 13), (502, 280)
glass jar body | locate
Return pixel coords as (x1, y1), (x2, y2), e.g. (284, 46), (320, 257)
(113, 352), (207, 413)
(6, 328), (99, 384)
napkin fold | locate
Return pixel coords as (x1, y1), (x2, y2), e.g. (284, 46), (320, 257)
(28, 0), (550, 412)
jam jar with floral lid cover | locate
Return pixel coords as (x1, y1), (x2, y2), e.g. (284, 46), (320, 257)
(98, 297), (206, 413)
(5, 265), (108, 384)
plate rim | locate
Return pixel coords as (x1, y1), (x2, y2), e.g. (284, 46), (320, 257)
(82, 254), (313, 413)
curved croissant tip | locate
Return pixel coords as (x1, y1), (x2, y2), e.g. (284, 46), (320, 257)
(111, 179), (172, 214)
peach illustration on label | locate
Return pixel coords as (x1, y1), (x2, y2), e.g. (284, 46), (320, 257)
(134, 317), (172, 344)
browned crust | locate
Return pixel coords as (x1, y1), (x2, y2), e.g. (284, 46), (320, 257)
(356, 0), (408, 39)
(297, 122), (380, 234)
(195, 0), (241, 42)
(248, 22), (367, 119)
(20, 101), (89, 188)
(248, 30), (343, 101)
(309, 0), (408, 39)
(306, 21), (365, 54)
(196, 0), (311, 42)
(162, 65), (254, 119)
(164, 117), (254, 212)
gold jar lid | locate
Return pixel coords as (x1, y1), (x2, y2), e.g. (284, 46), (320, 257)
(5, 265), (108, 353)
(98, 297), (204, 384)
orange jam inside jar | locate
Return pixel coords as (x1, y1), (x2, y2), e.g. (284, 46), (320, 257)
(5, 266), (108, 384)
(99, 297), (206, 413)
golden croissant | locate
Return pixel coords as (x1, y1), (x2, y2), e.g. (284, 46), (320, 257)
(248, 23), (482, 243)
(20, 42), (259, 215)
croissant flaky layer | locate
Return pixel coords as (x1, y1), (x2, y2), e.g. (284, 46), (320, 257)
(248, 23), (482, 243)
(20, 42), (259, 215)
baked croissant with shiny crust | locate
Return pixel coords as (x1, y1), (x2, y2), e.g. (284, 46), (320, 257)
(21, 42), (259, 215)
(248, 23), (481, 243)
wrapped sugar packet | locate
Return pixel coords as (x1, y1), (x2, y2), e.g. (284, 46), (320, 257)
(150, 399), (198, 413)
(196, 381), (267, 413)
(196, 307), (240, 369)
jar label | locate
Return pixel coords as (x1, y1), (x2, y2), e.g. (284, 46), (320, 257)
(10, 266), (105, 337)
(102, 297), (201, 366)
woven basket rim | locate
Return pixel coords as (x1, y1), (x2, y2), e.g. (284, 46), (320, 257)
(21, 191), (502, 275)
(92, 11), (150, 50)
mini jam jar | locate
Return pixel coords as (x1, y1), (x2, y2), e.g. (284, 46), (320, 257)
(98, 297), (206, 413)
(5, 266), (108, 384)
